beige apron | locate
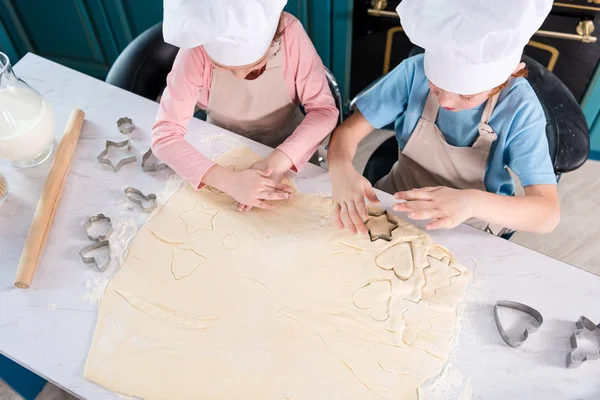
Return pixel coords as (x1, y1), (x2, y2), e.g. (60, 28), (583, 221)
(206, 41), (305, 149)
(375, 90), (510, 236)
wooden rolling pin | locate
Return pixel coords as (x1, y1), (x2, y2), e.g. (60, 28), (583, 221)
(15, 109), (85, 289)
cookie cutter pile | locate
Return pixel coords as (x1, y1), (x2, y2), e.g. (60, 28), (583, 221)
(80, 214), (112, 272)
(493, 300), (600, 369)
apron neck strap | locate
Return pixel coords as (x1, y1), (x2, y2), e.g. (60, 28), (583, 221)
(474, 92), (501, 150)
(421, 90), (440, 123)
(480, 92), (499, 125)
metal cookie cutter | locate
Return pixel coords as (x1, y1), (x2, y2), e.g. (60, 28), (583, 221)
(141, 148), (169, 172)
(566, 316), (600, 368)
(494, 300), (544, 348)
(125, 187), (157, 213)
(365, 210), (399, 242)
(117, 117), (135, 134)
(79, 240), (111, 272)
(84, 213), (112, 242)
(97, 140), (137, 172)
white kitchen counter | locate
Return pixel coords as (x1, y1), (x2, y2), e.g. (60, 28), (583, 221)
(0, 54), (598, 399)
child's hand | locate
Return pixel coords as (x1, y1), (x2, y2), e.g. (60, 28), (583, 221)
(228, 169), (293, 210)
(392, 187), (476, 230)
(204, 165), (293, 210)
(251, 149), (293, 183)
(330, 161), (380, 235)
(238, 150), (295, 212)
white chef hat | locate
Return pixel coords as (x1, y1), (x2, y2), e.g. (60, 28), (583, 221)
(163, 0), (287, 66)
(397, 0), (553, 95)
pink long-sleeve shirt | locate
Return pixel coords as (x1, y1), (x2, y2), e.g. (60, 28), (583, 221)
(152, 12), (339, 188)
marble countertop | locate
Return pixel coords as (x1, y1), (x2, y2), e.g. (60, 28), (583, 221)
(0, 54), (598, 399)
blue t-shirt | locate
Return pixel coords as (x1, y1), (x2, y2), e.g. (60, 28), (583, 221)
(356, 54), (556, 196)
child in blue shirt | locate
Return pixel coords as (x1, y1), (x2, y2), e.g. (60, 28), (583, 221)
(328, 0), (559, 235)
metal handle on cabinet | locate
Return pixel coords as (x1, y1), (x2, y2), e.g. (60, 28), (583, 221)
(367, 9), (597, 43)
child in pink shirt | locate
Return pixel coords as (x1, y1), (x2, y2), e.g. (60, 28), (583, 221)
(153, 3), (338, 210)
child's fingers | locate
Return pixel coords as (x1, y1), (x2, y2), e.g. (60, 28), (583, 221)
(354, 197), (369, 221)
(426, 217), (451, 230)
(364, 185), (381, 204)
(339, 202), (357, 234)
(260, 190), (290, 201)
(346, 202), (366, 234)
(270, 182), (294, 193)
(393, 200), (432, 212)
(407, 209), (442, 220)
(395, 190), (433, 201)
(253, 200), (274, 210)
(257, 168), (273, 177)
(333, 203), (344, 229)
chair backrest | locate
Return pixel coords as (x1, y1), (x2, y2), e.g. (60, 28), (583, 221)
(107, 22), (345, 126)
(106, 23), (178, 102)
(324, 66), (344, 125)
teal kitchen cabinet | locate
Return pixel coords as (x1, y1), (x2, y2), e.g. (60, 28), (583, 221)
(582, 66), (600, 160)
(0, 0), (354, 104)
(0, 1), (162, 79)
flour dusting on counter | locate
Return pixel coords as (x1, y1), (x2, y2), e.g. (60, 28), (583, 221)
(82, 279), (108, 305)
(418, 256), (482, 399)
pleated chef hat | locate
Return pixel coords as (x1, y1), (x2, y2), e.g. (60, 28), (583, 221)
(397, 0), (553, 94)
(163, 0), (287, 66)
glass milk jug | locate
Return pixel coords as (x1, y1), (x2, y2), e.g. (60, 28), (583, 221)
(0, 52), (55, 167)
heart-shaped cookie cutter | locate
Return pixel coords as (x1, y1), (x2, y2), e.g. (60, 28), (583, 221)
(494, 300), (544, 348)
(97, 140), (137, 172)
(79, 240), (111, 272)
(84, 213), (112, 242)
(566, 316), (600, 368)
(141, 148), (169, 172)
(125, 187), (157, 213)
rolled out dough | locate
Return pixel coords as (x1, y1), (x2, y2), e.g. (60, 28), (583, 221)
(85, 147), (471, 399)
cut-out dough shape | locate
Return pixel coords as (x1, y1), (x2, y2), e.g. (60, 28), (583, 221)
(400, 299), (440, 344)
(352, 280), (392, 322)
(179, 202), (219, 234)
(365, 211), (398, 242)
(375, 242), (414, 280)
(421, 256), (461, 300)
(170, 248), (207, 280)
(222, 234), (241, 250)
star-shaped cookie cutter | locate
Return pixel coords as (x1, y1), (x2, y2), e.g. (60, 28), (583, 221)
(365, 210), (399, 242)
(124, 187), (157, 213)
(567, 316), (600, 368)
(116, 117), (135, 134)
(494, 300), (543, 348)
(141, 148), (169, 172)
(97, 140), (137, 172)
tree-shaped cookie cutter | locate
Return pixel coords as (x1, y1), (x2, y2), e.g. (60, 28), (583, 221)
(566, 316), (600, 368)
(365, 210), (399, 242)
(494, 300), (544, 348)
(124, 187), (157, 213)
(84, 213), (112, 242)
(97, 140), (137, 172)
(141, 148), (169, 172)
